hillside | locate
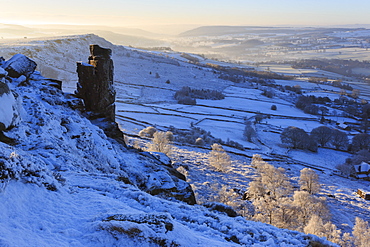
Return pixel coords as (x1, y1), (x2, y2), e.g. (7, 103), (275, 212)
(1, 34), (369, 246)
(0, 37), (339, 246)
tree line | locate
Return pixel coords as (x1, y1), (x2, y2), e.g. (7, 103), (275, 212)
(280, 125), (370, 154)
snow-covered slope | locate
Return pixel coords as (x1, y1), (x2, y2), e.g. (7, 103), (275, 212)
(0, 36), (335, 246)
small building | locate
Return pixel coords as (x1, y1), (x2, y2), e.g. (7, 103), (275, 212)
(336, 121), (350, 130)
(357, 189), (370, 200)
(354, 162), (370, 180)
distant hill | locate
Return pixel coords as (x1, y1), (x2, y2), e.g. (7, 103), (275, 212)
(0, 23), (38, 38)
(0, 23), (167, 48)
(178, 25), (362, 37)
(29, 24), (163, 39)
(92, 30), (168, 47)
(178, 26), (259, 37)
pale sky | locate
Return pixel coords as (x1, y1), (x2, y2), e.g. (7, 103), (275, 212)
(2, 0), (370, 29)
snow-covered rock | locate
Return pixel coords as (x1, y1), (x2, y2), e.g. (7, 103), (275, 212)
(0, 69), (19, 130)
(2, 54), (37, 78)
(0, 89), (16, 130)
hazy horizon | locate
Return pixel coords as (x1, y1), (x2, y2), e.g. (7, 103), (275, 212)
(2, 0), (370, 35)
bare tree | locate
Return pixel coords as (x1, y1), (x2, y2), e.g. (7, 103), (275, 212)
(299, 168), (321, 194)
(351, 149), (370, 165)
(244, 121), (256, 142)
(352, 133), (370, 152)
(208, 143), (231, 172)
(281, 126), (310, 149)
(335, 163), (355, 177)
(331, 129), (349, 150)
(310, 126), (332, 147)
(362, 104), (370, 132)
(254, 114), (264, 124)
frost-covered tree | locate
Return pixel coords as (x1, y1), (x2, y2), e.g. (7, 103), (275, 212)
(304, 215), (342, 245)
(310, 126), (332, 147)
(247, 179), (266, 199)
(165, 131), (174, 142)
(292, 191), (329, 227)
(249, 158), (295, 227)
(274, 197), (296, 229)
(353, 217), (370, 247)
(299, 168), (320, 194)
(252, 191), (295, 227)
(247, 157), (333, 231)
(341, 232), (353, 247)
(249, 157), (292, 200)
(251, 154), (263, 168)
(323, 221), (343, 246)
(213, 184), (238, 205)
(139, 126), (157, 138)
(331, 129), (349, 150)
(208, 143), (231, 172)
(304, 215), (325, 237)
(247, 156), (334, 231)
(259, 163), (292, 199)
(147, 131), (172, 155)
(253, 196), (280, 225)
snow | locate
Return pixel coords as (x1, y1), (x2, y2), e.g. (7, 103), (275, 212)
(0, 67), (7, 77)
(0, 34), (359, 246)
(0, 89), (16, 129)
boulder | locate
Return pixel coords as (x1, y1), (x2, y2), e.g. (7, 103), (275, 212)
(2, 54), (37, 78)
(139, 152), (196, 205)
